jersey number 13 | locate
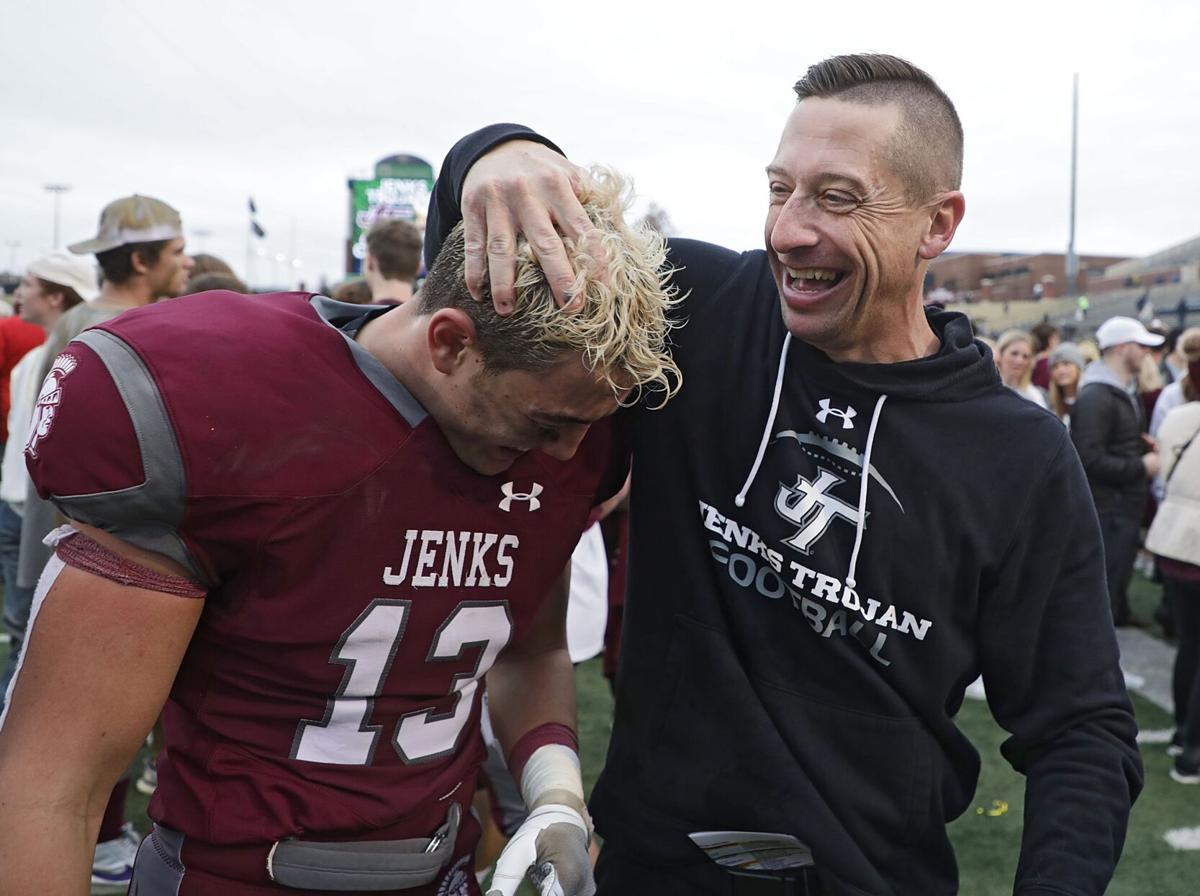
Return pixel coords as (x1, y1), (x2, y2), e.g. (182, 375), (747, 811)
(291, 599), (512, 766)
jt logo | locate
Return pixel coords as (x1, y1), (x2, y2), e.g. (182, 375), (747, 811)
(499, 482), (543, 512)
(775, 469), (863, 553)
(816, 399), (856, 430)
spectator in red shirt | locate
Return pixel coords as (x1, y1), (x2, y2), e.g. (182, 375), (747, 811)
(0, 301), (49, 444)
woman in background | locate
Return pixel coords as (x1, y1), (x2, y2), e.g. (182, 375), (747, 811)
(1145, 356), (1200, 783)
(996, 329), (1048, 409)
(1047, 341), (1085, 425)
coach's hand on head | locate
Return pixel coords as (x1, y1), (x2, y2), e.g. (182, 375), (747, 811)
(462, 140), (600, 315)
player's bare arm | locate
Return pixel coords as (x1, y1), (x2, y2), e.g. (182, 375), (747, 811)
(462, 140), (596, 313)
(484, 562), (594, 896)
(487, 563), (574, 755)
(0, 530), (203, 896)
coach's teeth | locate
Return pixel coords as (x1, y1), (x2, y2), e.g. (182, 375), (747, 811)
(786, 267), (839, 281)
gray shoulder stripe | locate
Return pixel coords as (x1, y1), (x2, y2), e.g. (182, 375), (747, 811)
(310, 295), (428, 427)
(53, 329), (205, 583)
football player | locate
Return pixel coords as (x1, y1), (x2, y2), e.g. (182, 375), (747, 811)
(0, 167), (680, 896)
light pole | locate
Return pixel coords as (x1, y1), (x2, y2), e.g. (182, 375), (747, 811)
(44, 184), (71, 248)
(3, 240), (18, 273)
(1065, 74), (1079, 299)
(191, 228), (212, 253)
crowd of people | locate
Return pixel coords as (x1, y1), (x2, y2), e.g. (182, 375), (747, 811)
(989, 314), (1200, 784)
(0, 50), (1190, 896)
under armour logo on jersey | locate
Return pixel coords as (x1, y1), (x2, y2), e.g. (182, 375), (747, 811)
(816, 398), (857, 430)
(499, 481), (543, 512)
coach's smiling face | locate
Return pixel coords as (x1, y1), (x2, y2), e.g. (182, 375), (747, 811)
(764, 98), (964, 363)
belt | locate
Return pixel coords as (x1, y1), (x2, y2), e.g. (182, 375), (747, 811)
(266, 802), (462, 891)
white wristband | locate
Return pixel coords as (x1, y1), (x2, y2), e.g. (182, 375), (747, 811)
(520, 743), (585, 814)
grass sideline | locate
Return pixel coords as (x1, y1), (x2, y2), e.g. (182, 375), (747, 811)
(572, 661), (1196, 896)
(2, 570), (1193, 894)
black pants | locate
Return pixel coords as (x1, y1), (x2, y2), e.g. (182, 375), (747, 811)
(1171, 578), (1200, 749)
(595, 843), (725, 896)
(1098, 513), (1141, 625)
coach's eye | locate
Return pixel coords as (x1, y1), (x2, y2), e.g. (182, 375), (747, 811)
(820, 191), (858, 211)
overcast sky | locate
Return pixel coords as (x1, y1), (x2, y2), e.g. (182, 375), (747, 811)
(3, 0), (1197, 288)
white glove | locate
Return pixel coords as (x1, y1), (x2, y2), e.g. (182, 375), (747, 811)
(485, 803), (595, 896)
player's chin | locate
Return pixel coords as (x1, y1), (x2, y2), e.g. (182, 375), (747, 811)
(470, 447), (525, 476)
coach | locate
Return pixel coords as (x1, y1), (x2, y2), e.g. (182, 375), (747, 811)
(429, 54), (1142, 896)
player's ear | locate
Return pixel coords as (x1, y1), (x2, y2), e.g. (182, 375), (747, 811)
(426, 308), (479, 374)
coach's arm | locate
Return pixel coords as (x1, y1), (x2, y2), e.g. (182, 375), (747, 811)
(0, 524), (202, 896)
(426, 124), (596, 315)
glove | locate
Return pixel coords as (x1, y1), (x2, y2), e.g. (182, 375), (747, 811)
(486, 803), (595, 896)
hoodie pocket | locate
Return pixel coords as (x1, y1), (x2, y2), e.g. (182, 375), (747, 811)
(649, 613), (936, 882)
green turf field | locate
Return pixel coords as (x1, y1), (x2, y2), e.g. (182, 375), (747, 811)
(569, 659), (1199, 896)
(4, 569), (1195, 895)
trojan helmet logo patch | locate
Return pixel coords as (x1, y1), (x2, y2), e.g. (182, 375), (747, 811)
(26, 353), (79, 459)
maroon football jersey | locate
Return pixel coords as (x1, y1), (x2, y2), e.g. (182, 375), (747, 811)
(26, 292), (627, 894)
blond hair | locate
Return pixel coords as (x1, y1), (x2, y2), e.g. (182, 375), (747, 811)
(1137, 353), (1163, 393)
(419, 167), (681, 407)
(996, 329), (1035, 391)
(1178, 327), (1200, 401)
(1179, 327), (1200, 363)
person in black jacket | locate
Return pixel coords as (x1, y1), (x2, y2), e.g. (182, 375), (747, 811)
(1071, 316), (1164, 627)
(429, 54), (1142, 896)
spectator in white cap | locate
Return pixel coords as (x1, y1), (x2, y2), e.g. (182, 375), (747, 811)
(0, 249), (98, 707)
(1071, 316), (1165, 627)
(13, 196), (192, 888)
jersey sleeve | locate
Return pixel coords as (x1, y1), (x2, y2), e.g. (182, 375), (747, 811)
(24, 329), (214, 586)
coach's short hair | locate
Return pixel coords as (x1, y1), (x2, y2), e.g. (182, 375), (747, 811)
(418, 168), (682, 408)
(794, 53), (963, 203)
(367, 219), (423, 283)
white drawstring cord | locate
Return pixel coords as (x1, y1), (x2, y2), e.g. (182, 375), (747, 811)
(845, 394), (887, 588)
(735, 333), (792, 508)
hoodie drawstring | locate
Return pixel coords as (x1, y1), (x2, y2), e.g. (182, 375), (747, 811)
(732, 331), (888, 589)
(845, 394), (887, 589)
(735, 333), (792, 508)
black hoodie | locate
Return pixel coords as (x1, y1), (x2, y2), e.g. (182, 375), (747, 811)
(427, 126), (1143, 896)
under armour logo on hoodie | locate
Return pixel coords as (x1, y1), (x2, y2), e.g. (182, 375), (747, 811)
(816, 399), (857, 430)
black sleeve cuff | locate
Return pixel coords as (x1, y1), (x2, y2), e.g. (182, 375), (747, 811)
(424, 124), (566, 269)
